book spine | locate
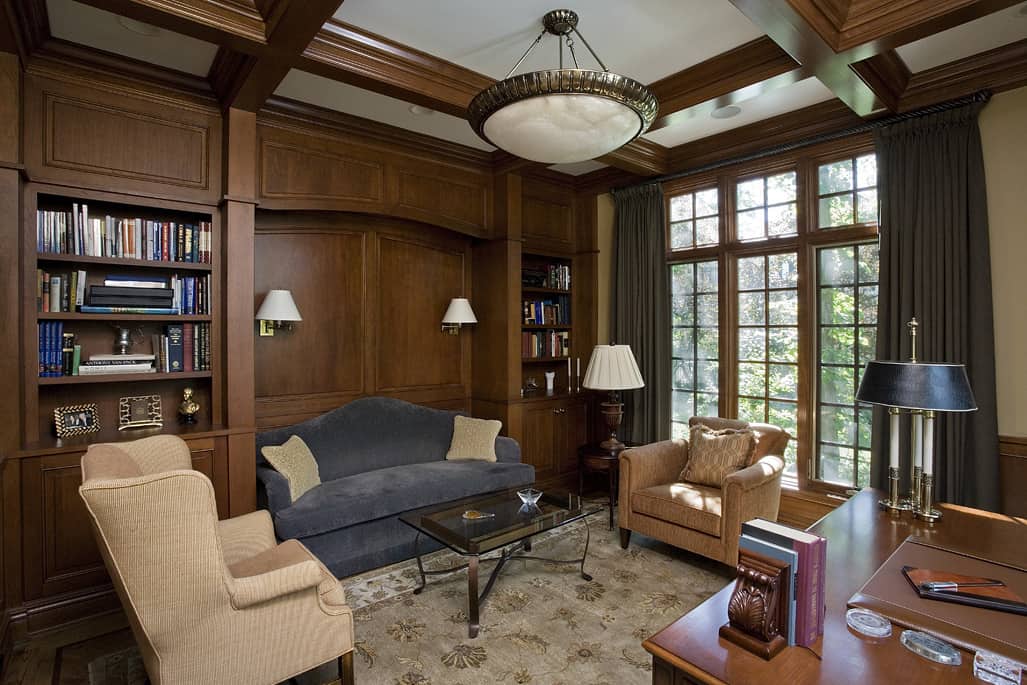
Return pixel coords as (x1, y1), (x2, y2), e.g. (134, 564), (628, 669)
(165, 324), (184, 372)
(182, 323), (194, 372)
(161, 222), (170, 261)
(816, 538), (827, 637)
(71, 344), (81, 376)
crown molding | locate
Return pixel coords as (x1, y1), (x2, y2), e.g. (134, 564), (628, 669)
(1, 0), (48, 62)
(597, 137), (669, 177)
(899, 38), (1027, 112)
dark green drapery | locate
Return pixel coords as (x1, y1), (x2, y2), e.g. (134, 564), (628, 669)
(871, 102), (1000, 511)
(611, 183), (671, 444)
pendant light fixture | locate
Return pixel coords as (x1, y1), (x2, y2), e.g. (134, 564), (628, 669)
(467, 9), (658, 164)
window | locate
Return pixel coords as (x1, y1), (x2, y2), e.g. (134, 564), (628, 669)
(671, 260), (719, 438)
(737, 253), (799, 470)
(669, 188), (719, 250)
(665, 144), (879, 494)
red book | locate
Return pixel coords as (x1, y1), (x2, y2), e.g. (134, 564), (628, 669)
(161, 222), (170, 261)
(182, 323), (194, 372)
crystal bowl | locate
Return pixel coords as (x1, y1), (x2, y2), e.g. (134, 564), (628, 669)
(517, 488), (543, 506)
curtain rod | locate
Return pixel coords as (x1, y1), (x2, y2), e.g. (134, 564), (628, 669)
(613, 90), (992, 192)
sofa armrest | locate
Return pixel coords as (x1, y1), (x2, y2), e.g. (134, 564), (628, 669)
(228, 560), (323, 609)
(495, 436), (521, 463)
(218, 510), (277, 567)
(256, 465), (292, 514)
(721, 455), (785, 563)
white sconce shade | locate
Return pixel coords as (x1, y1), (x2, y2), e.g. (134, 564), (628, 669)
(442, 298), (477, 334)
(256, 290), (302, 322)
(583, 344), (645, 390)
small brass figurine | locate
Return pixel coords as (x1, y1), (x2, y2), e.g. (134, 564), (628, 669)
(178, 387), (200, 423)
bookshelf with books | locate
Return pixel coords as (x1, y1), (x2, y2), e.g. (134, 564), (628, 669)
(20, 184), (224, 450)
(520, 253), (576, 386)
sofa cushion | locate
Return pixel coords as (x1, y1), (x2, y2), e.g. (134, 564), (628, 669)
(260, 436), (321, 503)
(681, 424), (756, 487)
(274, 460), (535, 540)
(446, 415), (501, 462)
(631, 482), (722, 537)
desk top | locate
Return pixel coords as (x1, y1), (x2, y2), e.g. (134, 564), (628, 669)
(643, 489), (1027, 684)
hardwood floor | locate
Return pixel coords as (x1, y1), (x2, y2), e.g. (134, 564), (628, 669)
(2, 612), (131, 685)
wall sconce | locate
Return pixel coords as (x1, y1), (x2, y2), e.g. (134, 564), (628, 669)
(256, 289), (302, 336)
(441, 297), (477, 335)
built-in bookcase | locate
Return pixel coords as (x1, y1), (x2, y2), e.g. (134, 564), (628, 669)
(20, 183), (224, 449)
(520, 252), (576, 394)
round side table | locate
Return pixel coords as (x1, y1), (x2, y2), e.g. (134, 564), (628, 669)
(578, 442), (637, 530)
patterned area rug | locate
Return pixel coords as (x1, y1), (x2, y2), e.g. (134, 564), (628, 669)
(84, 515), (731, 685)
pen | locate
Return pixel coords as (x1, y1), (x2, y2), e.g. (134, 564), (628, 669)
(920, 581), (1004, 592)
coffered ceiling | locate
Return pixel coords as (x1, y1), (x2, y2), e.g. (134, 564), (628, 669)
(8, 0), (1027, 181)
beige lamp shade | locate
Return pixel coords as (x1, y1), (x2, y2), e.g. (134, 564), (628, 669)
(255, 289), (302, 321)
(582, 344), (644, 391)
(442, 298), (477, 325)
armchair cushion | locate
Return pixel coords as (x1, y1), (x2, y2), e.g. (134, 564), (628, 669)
(261, 435), (321, 503)
(631, 483), (723, 537)
(682, 424), (756, 487)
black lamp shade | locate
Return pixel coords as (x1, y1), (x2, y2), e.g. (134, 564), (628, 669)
(856, 361), (977, 411)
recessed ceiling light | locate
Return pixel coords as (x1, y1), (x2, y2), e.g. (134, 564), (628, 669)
(117, 16), (161, 37)
(409, 105), (435, 116)
(711, 105), (742, 120)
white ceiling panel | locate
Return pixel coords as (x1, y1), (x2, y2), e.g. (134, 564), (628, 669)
(47, 0), (219, 76)
(274, 70), (495, 152)
(642, 77), (836, 148)
(896, 2), (1027, 73)
(334, 0), (764, 84)
(548, 160), (608, 176)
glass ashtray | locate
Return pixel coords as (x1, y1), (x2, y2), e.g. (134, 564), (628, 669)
(974, 650), (1023, 685)
(900, 630), (962, 666)
(517, 488), (543, 506)
(846, 608), (892, 638)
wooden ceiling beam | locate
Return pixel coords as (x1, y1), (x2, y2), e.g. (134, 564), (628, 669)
(898, 37), (1027, 112)
(849, 49), (910, 113)
(598, 138), (669, 177)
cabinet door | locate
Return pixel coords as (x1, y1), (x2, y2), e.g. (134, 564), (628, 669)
(522, 402), (559, 482)
(559, 399), (590, 475)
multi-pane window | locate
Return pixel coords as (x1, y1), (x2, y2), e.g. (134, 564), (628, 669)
(736, 171), (798, 241)
(816, 243), (879, 487)
(737, 253), (799, 471)
(817, 154), (878, 228)
(669, 188), (719, 250)
(671, 261), (719, 438)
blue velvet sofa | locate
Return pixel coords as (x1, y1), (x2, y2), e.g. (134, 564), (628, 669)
(255, 397), (535, 578)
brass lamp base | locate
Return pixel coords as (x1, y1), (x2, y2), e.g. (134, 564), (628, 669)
(879, 466), (910, 514)
(599, 395), (625, 451)
(914, 473), (942, 523)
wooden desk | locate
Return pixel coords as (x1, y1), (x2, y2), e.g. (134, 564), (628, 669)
(643, 489), (1027, 684)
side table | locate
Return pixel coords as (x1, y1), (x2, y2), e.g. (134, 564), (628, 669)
(577, 442), (636, 530)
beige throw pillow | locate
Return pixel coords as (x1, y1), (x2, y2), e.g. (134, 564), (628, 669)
(446, 415), (502, 462)
(261, 435), (321, 503)
(681, 424), (757, 487)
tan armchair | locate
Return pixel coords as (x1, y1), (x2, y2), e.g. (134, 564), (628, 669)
(618, 417), (789, 566)
(79, 435), (355, 685)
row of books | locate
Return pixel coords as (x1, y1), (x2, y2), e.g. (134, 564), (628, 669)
(522, 263), (571, 290)
(522, 330), (570, 359)
(37, 207), (212, 263)
(739, 518), (827, 648)
(37, 323), (211, 377)
(522, 298), (570, 326)
(36, 272), (211, 315)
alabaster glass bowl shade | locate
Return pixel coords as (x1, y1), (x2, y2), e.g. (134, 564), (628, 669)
(482, 94), (644, 164)
(582, 344), (645, 391)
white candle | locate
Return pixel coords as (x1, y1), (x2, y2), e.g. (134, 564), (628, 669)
(912, 412), (924, 471)
(567, 357), (572, 383)
(577, 357), (580, 379)
(922, 414), (934, 477)
(889, 410), (900, 470)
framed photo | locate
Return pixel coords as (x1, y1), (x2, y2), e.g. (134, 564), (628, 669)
(54, 403), (100, 438)
(118, 394), (163, 431)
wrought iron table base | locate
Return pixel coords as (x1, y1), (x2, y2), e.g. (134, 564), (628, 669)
(412, 520), (593, 638)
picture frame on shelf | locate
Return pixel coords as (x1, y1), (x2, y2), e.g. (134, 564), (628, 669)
(119, 394), (163, 431)
(54, 403), (100, 438)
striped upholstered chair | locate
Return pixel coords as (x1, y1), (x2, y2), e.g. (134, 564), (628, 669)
(79, 435), (355, 685)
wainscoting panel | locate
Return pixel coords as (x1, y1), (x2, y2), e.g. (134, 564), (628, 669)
(393, 164), (490, 237)
(999, 434), (1027, 517)
(259, 139), (384, 204)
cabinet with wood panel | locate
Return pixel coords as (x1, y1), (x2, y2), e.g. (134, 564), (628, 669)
(520, 395), (590, 487)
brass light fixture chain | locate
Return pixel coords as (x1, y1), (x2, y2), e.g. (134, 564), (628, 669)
(570, 27), (607, 71)
(504, 30), (546, 79)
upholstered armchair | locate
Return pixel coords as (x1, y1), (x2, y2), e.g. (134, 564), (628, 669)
(618, 417), (789, 566)
(79, 435), (355, 685)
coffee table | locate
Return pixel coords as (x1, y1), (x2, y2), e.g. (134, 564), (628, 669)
(399, 487), (603, 638)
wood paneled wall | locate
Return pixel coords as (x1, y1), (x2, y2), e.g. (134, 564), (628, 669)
(253, 212), (473, 428)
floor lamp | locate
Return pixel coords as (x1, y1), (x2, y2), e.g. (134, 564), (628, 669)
(855, 322), (977, 522)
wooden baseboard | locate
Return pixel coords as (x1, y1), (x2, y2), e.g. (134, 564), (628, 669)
(2, 586), (120, 655)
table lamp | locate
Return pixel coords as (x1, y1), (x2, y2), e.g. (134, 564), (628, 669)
(855, 320), (977, 522)
(583, 344), (645, 450)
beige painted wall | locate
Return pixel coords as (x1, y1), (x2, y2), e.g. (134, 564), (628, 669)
(980, 86), (1027, 437)
(597, 193), (615, 345)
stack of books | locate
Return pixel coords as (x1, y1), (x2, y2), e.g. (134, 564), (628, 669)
(739, 518), (827, 647)
(152, 323), (211, 373)
(79, 353), (156, 376)
(522, 330), (570, 359)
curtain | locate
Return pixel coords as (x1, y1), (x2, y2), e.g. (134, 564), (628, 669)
(871, 102), (1000, 511)
(611, 183), (671, 444)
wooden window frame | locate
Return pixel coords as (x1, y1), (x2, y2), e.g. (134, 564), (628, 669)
(665, 135), (878, 496)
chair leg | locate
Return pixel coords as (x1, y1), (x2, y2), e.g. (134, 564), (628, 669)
(619, 528), (631, 549)
(338, 650), (354, 685)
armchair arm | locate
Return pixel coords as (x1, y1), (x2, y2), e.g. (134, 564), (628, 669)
(618, 440), (689, 496)
(228, 560), (323, 609)
(256, 464), (292, 514)
(721, 455), (786, 563)
(722, 455), (785, 494)
(218, 510), (277, 567)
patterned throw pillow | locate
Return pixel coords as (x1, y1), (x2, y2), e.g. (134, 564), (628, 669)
(680, 424), (757, 487)
(261, 435), (321, 503)
(446, 415), (502, 462)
